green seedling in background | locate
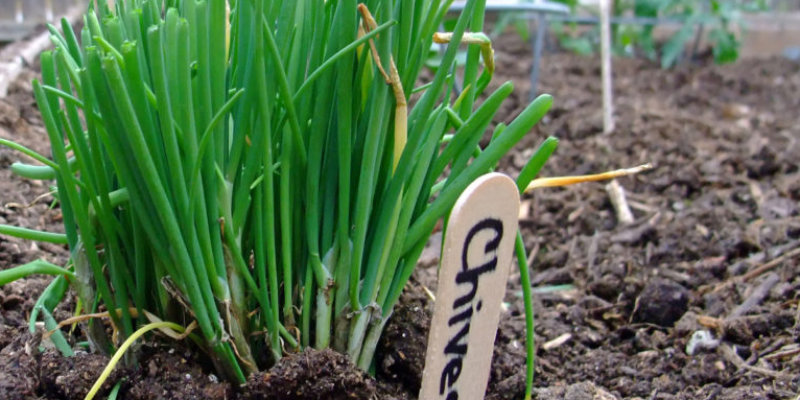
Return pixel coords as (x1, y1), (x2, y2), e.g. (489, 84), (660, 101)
(544, 0), (769, 67)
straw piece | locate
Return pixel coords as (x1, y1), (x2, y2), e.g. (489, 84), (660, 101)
(525, 163), (653, 192)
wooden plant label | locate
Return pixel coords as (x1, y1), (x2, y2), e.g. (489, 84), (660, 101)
(419, 173), (520, 400)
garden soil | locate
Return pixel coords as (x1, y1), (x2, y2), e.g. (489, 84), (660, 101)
(1, 30), (799, 399)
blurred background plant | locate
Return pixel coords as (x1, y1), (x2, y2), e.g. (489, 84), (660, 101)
(617, 0), (770, 68)
(491, 0), (772, 67)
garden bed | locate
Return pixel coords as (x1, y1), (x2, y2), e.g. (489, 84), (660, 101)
(1, 30), (799, 399)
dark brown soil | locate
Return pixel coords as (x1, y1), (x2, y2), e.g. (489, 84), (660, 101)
(2, 28), (799, 399)
(243, 349), (376, 400)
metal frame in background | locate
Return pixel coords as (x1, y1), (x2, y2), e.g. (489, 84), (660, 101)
(448, 0), (570, 101)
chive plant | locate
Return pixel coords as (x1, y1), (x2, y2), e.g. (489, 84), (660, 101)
(0, 0), (554, 387)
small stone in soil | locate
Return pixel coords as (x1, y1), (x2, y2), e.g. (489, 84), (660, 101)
(686, 330), (720, 355)
(632, 279), (689, 327)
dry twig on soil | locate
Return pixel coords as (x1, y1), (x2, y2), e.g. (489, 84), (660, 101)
(711, 243), (800, 293)
(727, 273), (780, 319)
(719, 344), (791, 380)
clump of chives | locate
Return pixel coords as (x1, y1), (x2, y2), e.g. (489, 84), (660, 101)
(0, 0), (553, 385)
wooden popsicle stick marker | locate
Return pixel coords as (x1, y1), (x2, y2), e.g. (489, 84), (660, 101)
(419, 173), (520, 400)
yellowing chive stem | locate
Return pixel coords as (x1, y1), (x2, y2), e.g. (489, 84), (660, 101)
(525, 163), (654, 192)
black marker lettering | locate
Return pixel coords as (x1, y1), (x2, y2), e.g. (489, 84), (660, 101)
(448, 303), (473, 326)
(437, 218), (504, 399)
(439, 357), (463, 395)
(444, 321), (469, 356)
(453, 219), (502, 309)
(453, 259), (496, 309)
